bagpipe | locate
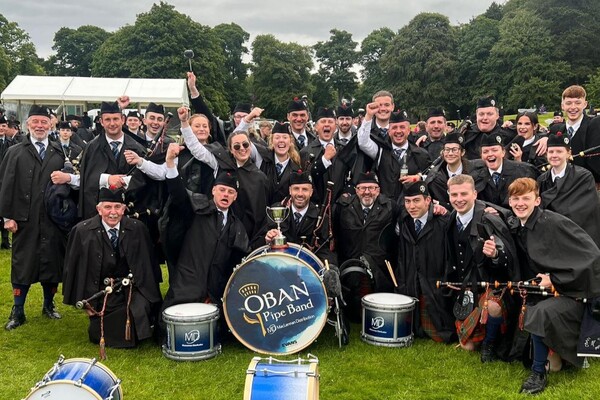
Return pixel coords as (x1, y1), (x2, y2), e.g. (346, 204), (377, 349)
(436, 278), (562, 298)
(76, 274), (135, 360)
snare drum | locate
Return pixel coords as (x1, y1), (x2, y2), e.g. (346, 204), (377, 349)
(247, 243), (324, 274)
(361, 293), (415, 347)
(162, 303), (221, 361)
(24, 356), (122, 400)
(243, 356), (319, 400)
(223, 253), (328, 355)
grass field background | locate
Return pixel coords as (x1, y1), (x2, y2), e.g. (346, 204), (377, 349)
(1, 247), (598, 399)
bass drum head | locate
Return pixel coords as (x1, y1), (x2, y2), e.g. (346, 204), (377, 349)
(24, 381), (102, 400)
(224, 253), (328, 355)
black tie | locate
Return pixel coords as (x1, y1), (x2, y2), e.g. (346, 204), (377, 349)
(35, 142), (46, 160)
(217, 211), (225, 230)
(297, 135), (305, 148)
(110, 141), (121, 160)
(415, 219), (423, 234)
(363, 207), (370, 223)
(567, 126), (574, 139)
(294, 211), (302, 225)
(492, 172), (501, 186)
(393, 148), (404, 161)
(276, 162), (284, 176)
(456, 218), (464, 232)
(379, 127), (388, 139)
(108, 228), (118, 251)
(340, 138), (348, 145)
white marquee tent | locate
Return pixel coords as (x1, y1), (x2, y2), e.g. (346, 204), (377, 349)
(1, 75), (189, 120)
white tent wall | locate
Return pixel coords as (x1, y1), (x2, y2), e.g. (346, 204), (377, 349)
(1, 75), (189, 122)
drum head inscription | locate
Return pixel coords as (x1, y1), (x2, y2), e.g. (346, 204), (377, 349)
(224, 253), (328, 355)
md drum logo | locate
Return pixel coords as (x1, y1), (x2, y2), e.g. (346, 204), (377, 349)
(184, 329), (201, 344)
(371, 317), (385, 330)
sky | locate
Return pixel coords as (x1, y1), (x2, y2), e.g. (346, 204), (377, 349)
(1, 0), (499, 58)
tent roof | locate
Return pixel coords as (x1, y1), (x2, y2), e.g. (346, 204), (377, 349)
(1, 75), (189, 106)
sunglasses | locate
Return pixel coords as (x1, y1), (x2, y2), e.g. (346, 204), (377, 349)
(232, 141), (250, 151)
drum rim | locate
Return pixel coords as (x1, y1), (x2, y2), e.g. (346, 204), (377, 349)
(25, 380), (103, 400)
(362, 292), (416, 307)
(247, 243), (324, 272)
(53, 358), (123, 400)
(223, 252), (328, 355)
(163, 302), (219, 316)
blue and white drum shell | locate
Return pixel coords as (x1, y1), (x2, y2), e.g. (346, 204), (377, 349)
(223, 253), (328, 355)
(243, 356), (319, 400)
(162, 303), (221, 361)
(246, 243), (325, 274)
(24, 357), (122, 400)
(361, 293), (415, 347)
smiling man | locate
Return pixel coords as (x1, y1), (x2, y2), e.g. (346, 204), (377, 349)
(508, 177), (600, 394)
(469, 133), (537, 209)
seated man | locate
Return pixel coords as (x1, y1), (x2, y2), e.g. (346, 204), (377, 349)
(508, 177), (600, 394)
(62, 187), (162, 348)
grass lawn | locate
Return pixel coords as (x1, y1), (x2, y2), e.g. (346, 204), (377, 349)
(0, 247), (598, 399)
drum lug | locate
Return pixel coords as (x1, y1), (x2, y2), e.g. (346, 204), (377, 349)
(106, 379), (122, 400)
(76, 358), (97, 387)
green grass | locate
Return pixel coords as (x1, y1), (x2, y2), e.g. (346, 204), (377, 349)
(1, 247), (598, 399)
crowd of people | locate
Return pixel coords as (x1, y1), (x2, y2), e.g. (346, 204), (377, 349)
(1, 78), (600, 395)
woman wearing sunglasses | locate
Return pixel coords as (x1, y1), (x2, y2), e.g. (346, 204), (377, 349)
(234, 107), (301, 204)
(178, 107), (270, 241)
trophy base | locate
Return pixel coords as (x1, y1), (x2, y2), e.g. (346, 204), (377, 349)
(270, 237), (288, 249)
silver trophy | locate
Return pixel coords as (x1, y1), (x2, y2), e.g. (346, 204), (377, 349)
(266, 206), (290, 248)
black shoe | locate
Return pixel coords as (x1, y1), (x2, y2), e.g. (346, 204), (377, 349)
(481, 341), (497, 363)
(5, 306), (26, 330)
(520, 370), (548, 394)
(0, 243), (11, 249)
(42, 303), (62, 319)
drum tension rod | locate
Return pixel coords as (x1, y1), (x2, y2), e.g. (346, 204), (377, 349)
(106, 379), (122, 400)
(76, 358), (98, 388)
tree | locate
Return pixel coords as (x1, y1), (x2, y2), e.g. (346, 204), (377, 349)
(585, 68), (600, 110)
(313, 29), (358, 103)
(0, 14), (44, 91)
(380, 13), (459, 118)
(48, 26), (111, 76)
(310, 72), (336, 108)
(90, 2), (229, 116)
(482, 7), (569, 111)
(212, 23), (250, 111)
(251, 34), (313, 120)
(356, 28), (396, 105)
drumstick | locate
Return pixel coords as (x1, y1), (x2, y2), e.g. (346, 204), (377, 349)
(385, 260), (398, 288)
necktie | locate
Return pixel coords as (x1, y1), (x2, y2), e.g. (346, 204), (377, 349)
(35, 142), (46, 160)
(294, 211), (302, 225)
(110, 141), (121, 160)
(492, 172), (501, 186)
(567, 126), (574, 139)
(276, 162), (284, 176)
(217, 211), (225, 230)
(393, 148), (404, 161)
(456, 217), (464, 232)
(62, 144), (69, 153)
(379, 127), (388, 139)
(108, 228), (118, 251)
(415, 219), (422, 234)
(297, 135), (305, 149)
(363, 207), (370, 223)
(340, 138), (348, 145)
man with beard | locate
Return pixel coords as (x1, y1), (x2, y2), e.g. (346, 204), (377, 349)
(445, 174), (518, 362)
(469, 133), (538, 209)
(335, 103), (355, 145)
(395, 182), (455, 343)
(358, 102), (431, 200)
(415, 108), (446, 160)
(62, 187), (162, 348)
(508, 178), (600, 394)
(300, 107), (356, 203)
(0, 106), (78, 330)
(256, 170), (336, 266)
(287, 98), (315, 150)
(334, 171), (398, 293)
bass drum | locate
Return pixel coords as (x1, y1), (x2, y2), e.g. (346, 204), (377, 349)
(246, 243), (324, 274)
(223, 253), (328, 355)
